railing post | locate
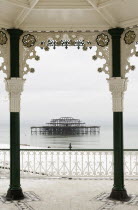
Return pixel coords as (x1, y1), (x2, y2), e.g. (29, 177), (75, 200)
(108, 28), (130, 201)
(5, 29), (25, 200)
(69, 143), (72, 150)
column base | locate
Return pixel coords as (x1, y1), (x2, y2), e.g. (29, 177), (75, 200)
(108, 188), (131, 202)
(6, 187), (24, 201)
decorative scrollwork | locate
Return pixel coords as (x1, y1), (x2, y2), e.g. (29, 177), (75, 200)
(121, 28), (138, 77)
(0, 30), (9, 78)
(22, 34), (36, 48)
(1, 149), (138, 178)
(124, 30), (136, 45)
(20, 31), (111, 77)
(0, 31), (8, 45)
(96, 33), (110, 47)
(46, 39), (88, 50)
(92, 42), (111, 75)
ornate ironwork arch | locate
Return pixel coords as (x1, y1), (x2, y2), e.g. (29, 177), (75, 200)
(1, 29), (138, 80)
(20, 31), (112, 78)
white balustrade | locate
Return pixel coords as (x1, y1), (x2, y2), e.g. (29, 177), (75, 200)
(0, 149), (138, 178)
(0, 150), (10, 173)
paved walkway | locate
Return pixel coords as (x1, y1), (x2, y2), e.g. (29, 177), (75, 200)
(0, 176), (138, 210)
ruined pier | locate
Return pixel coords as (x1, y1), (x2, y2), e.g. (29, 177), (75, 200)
(31, 117), (100, 135)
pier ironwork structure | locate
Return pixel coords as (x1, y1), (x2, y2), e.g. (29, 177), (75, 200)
(0, 0), (138, 202)
(31, 117), (100, 135)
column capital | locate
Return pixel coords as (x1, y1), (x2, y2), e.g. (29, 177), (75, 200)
(5, 78), (25, 112)
(7, 28), (23, 38)
(107, 77), (128, 112)
(108, 28), (124, 38)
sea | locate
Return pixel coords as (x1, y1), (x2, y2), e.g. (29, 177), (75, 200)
(0, 125), (138, 149)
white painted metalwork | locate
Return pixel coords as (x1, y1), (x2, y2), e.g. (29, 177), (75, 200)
(20, 31), (112, 78)
(0, 150), (10, 173)
(0, 30), (10, 78)
(1, 149), (138, 178)
(107, 77), (128, 112)
(121, 27), (138, 78)
(5, 78), (25, 112)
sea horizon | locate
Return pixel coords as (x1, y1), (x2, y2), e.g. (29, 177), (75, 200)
(0, 124), (138, 149)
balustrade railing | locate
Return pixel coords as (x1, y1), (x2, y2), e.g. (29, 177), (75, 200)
(0, 149), (138, 178)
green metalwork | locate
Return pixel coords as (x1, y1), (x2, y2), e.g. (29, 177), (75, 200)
(6, 113), (24, 200)
(7, 29), (23, 77)
(6, 29), (24, 200)
(108, 28), (130, 201)
(10, 113), (20, 188)
(108, 28), (124, 77)
(113, 112), (124, 190)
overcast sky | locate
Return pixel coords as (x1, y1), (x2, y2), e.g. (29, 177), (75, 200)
(0, 46), (138, 127)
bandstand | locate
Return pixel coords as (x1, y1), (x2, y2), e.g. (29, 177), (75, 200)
(0, 0), (138, 203)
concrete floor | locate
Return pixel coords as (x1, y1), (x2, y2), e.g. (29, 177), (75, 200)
(1, 176), (138, 210)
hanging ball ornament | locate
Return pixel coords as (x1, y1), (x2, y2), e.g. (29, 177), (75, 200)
(44, 46), (49, 51)
(131, 65), (135, 70)
(70, 40), (75, 46)
(135, 52), (138, 57)
(56, 41), (61, 46)
(83, 45), (87, 51)
(35, 56), (40, 61)
(92, 55), (97, 60)
(98, 68), (102, 73)
(30, 68), (35, 73)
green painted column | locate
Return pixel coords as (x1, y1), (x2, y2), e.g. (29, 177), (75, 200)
(6, 29), (24, 200)
(108, 28), (130, 201)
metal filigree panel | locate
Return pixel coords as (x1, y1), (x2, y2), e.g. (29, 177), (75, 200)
(20, 31), (112, 78)
(19, 150), (113, 177)
(121, 28), (138, 78)
(1, 149), (138, 178)
(124, 151), (138, 177)
(0, 30), (10, 78)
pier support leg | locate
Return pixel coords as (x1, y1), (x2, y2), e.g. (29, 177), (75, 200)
(108, 28), (130, 201)
(5, 29), (25, 200)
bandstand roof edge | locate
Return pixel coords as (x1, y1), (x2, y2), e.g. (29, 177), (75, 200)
(0, 0), (138, 79)
(0, 0), (138, 31)
(0, 27), (138, 80)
